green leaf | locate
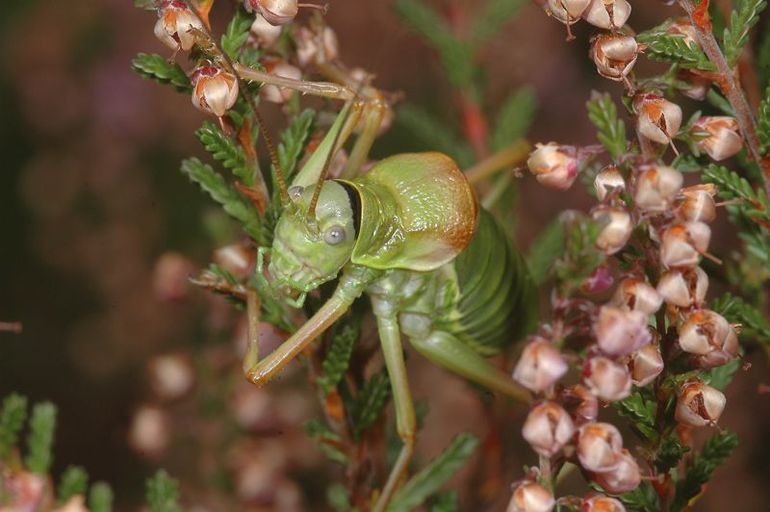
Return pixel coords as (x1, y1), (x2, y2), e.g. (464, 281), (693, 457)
(0, 393), (27, 461)
(132, 53), (191, 92)
(758, 86), (770, 155)
(277, 109), (316, 183)
(387, 433), (478, 512)
(656, 433), (690, 473)
(180, 158), (262, 240)
(723, 0), (767, 66)
(352, 370), (391, 437)
(221, 7), (253, 59)
(394, 0), (474, 88)
(24, 402), (56, 474)
(490, 86), (536, 152)
(396, 105), (474, 167)
(58, 466), (89, 503)
(327, 483), (351, 511)
(430, 491), (459, 512)
(713, 292), (770, 344)
(527, 215), (565, 285)
(318, 322), (359, 394)
(89, 482), (114, 512)
(637, 28), (715, 71)
(146, 469), (181, 512)
(614, 389), (657, 440)
(196, 121), (253, 185)
(586, 92), (627, 161)
(702, 358), (741, 390)
(672, 431), (739, 511)
(617, 481), (661, 512)
(304, 419), (348, 464)
(470, 0), (526, 48)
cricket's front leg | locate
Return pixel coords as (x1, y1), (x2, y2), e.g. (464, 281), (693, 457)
(370, 298), (416, 512)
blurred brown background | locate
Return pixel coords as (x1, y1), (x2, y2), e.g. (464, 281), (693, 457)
(1, 0), (769, 509)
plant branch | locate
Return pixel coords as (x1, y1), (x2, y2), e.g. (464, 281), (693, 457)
(678, 0), (770, 198)
(464, 139), (531, 184)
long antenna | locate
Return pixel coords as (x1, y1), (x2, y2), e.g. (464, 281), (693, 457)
(182, 1), (290, 205)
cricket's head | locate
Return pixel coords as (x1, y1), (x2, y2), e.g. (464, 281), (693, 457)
(269, 180), (358, 296)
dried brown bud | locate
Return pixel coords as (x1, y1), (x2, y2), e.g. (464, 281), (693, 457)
(693, 116), (743, 161)
(513, 337), (568, 392)
(584, 356), (632, 401)
(577, 422), (624, 473)
(679, 310), (739, 368)
(154, 0), (205, 52)
(628, 343), (664, 386)
(594, 166), (626, 201)
(660, 222), (711, 268)
(562, 384), (599, 424)
(593, 207), (633, 255)
(507, 481), (556, 512)
(634, 165), (683, 213)
(583, 0), (632, 29)
(593, 449), (641, 493)
(677, 184), (717, 223)
(612, 278), (663, 315)
(260, 60), (303, 103)
(590, 34), (639, 82)
(527, 143), (579, 190)
(594, 305), (653, 357)
(191, 65), (239, 117)
(522, 401), (576, 456)
(657, 267), (708, 308)
(675, 380), (726, 427)
(582, 494), (627, 512)
(634, 94), (682, 145)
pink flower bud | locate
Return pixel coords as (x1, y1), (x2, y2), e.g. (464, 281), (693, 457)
(562, 384), (599, 424)
(693, 116), (743, 161)
(577, 422), (623, 473)
(583, 0), (632, 29)
(250, 13), (282, 48)
(545, 0), (591, 25)
(593, 449), (641, 493)
(590, 34), (639, 82)
(634, 94), (682, 146)
(679, 310), (739, 368)
(507, 481), (555, 512)
(191, 65), (239, 117)
(678, 70), (711, 100)
(581, 266), (615, 295)
(633, 165), (683, 213)
(677, 184), (717, 223)
(513, 337), (569, 392)
(154, 0), (205, 52)
(582, 494), (627, 512)
(594, 166), (625, 201)
(522, 401), (576, 456)
(148, 354), (195, 401)
(260, 60), (303, 103)
(675, 381), (726, 427)
(3, 471), (46, 512)
(660, 222), (711, 268)
(612, 278), (663, 315)
(584, 356), (632, 401)
(295, 25), (339, 67)
(214, 243), (254, 280)
(594, 305), (653, 357)
(657, 267), (708, 308)
(527, 143), (579, 190)
(153, 251), (194, 301)
(593, 207), (633, 255)
(245, 0), (298, 26)
(128, 405), (170, 457)
(628, 343), (664, 386)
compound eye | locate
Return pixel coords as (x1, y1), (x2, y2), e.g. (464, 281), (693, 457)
(324, 226), (346, 245)
(288, 186), (304, 201)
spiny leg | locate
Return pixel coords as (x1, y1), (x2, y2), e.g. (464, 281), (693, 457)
(371, 305), (416, 512)
(409, 330), (530, 404)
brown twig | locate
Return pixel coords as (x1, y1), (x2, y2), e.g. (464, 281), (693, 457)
(678, 0), (770, 198)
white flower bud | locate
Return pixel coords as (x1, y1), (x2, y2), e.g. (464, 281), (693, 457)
(633, 165), (683, 213)
(129, 405), (170, 457)
(660, 222), (711, 268)
(191, 65), (239, 117)
(693, 116), (743, 161)
(250, 13), (282, 48)
(679, 310), (739, 368)
(513, 337), (568, 392)
(675, 381), (726, 427)
(562, 384), (599, 424)
(260, 61), (303, 103)
(577, 422), (623, 473)
(295, 25), (339, 67)
(590, 34), (639, 82)
(148, 354), (195, 401)
(583, 0), (632, 30)
(55, 496), (89, 512)
(522, 401), (576, 456)
(634, 94), (683, 146)
(582, 494), (627, 512)
(545, 0), (592, 25)
(527, 143), (579, 190)
(657, 267), (708, 308)
(594, 305), (653, 357)
(507, 481), (555, 512)
(584, 356), (632, 401)
(593, 207), (633, 255)
(677, 184), (717, 223)
(154, 0), (205, 52)
(629, 343), (664, 386)
(593, 449), (641, 493)
(612, 278), (663, 315)
(245, 0), (298, 26)
(214, 243), (254, 279)
(594, 166), (626, 201)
